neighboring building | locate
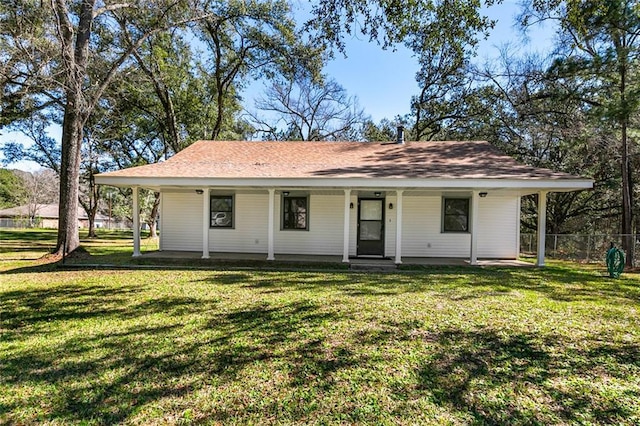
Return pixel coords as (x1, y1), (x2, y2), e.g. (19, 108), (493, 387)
(95, 133), (593, 265)
(0, 203), (108, 229)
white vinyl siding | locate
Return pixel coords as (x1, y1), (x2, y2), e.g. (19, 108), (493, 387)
(385, 195), (396, 257)
(402, 196), (470, 257)
(160, 190), (519, 259)
(477, 196), (518, 258)
(161, 192), (203, 251)
(399, 194), (518, 258)
(349, 194), (358, 256)
(275, 194), (343, 255)
(208, 193), (268, 253)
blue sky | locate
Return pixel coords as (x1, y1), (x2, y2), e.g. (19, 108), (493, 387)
(317, 0), (554, 122)
(1, 0), (553, 171)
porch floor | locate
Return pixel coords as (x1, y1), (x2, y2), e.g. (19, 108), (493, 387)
(139, 251), (533, 267)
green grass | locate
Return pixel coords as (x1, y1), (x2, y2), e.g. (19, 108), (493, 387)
(0, 228), (157, 269)
(1, 230), (639, 424)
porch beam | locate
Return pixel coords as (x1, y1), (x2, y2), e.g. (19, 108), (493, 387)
(395, 190), (404, 264)
(132, 186), (141, 257)
(202, 188), (209, 259)
(537, 191), (547, 266)
(342, 189), (351, 263)
(267, 188), (275, 261)
(470, 190), (480, 265)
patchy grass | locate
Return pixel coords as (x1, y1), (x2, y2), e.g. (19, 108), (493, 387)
(1, 231), (639, 424)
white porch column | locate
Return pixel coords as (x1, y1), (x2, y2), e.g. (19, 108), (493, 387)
(470, 190), (480, 265)
(132, 186), (141, 257)
(267, 188), (275, 261)
(395, 190), (404, 264)
(202, 188), (210, 259)
(342, 189), (351, 263)
(537, 191), (547, 266)
(158, 192), (164, 251)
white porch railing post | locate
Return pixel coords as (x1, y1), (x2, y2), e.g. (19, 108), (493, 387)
(470, 190), (479, 265)
(132, 186), (141, 257)
(202, 188), (210, 259)
(342, 189), (351, 263)
(267, 188), (275, 261)
(537, 191), (547, 266)
(395, 190), (404, 264)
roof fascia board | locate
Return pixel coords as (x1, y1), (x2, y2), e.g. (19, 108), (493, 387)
(95, 176), (593, 191)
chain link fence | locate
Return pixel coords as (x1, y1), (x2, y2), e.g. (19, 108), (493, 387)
(521, 234), (639, 267)
(0, 218), (43, 228)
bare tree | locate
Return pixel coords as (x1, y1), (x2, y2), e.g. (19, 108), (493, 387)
(18, 169), (59, 227)
(250, 75), (368, 141)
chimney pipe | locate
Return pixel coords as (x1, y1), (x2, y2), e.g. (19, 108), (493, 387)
(396, 126), (404, 144)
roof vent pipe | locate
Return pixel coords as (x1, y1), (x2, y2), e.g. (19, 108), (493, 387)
(396, 126), (404, 144)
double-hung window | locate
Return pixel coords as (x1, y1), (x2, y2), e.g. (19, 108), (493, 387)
(210, 195), (233, 228)
(282, 196), (308, 230)
(442, 197), (469, 232)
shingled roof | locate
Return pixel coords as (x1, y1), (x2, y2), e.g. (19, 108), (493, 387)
(98, 140), (581, 180)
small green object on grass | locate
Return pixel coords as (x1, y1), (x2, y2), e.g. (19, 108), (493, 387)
(606, 244), (625, 278)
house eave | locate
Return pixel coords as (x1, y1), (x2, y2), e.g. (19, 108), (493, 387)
(95, 175), (593, 193)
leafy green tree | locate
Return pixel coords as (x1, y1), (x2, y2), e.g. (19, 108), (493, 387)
(362, 118), (399, 142)
(1, 0), (206, 255)
(198, 0), (323, 140)
(306, 0), (498, 141)
(521, 0), (640, 265)
(406, 0), (496, 140)
(306, 0), (493, 50)
(0, 169), (27, 208)
(447, 51), (620, 236)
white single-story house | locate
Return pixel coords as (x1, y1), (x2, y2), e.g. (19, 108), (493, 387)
(95, 134), (593, 265)
(0, 203), (108, 229)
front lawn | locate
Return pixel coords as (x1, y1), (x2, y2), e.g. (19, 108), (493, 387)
(1, 233), (639, 424)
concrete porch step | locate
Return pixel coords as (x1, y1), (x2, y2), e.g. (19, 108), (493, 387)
(349, 262), (397, 271)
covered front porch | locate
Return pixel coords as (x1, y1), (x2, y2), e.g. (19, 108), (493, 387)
(128, 186), (550, 267)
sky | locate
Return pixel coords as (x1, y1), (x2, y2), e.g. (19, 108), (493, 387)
(0, 0), (553, 172)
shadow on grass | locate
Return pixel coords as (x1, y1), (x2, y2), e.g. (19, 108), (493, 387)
(0, 287), (344, 424)
(413, 328), (640, 424)
(1, 278), (639, 424)
(195, 266), (640, 304)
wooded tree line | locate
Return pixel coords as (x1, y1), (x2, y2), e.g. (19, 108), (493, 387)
(0, 0), (638, 265)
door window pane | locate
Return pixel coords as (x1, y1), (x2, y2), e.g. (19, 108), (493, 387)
(360, 221), (382, 240)
(360, 200), (382, 220)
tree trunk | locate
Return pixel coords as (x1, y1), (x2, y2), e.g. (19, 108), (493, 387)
(53, 0), (96, 256)
(86, 170), (99, 238)
(618, 49), (634, 267)
(147, 192), (160, 238)
(56, 101), (84, 255)
(621, 127), (634, 267)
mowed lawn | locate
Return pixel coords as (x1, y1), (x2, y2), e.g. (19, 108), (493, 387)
(1, 230), (639, 424)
